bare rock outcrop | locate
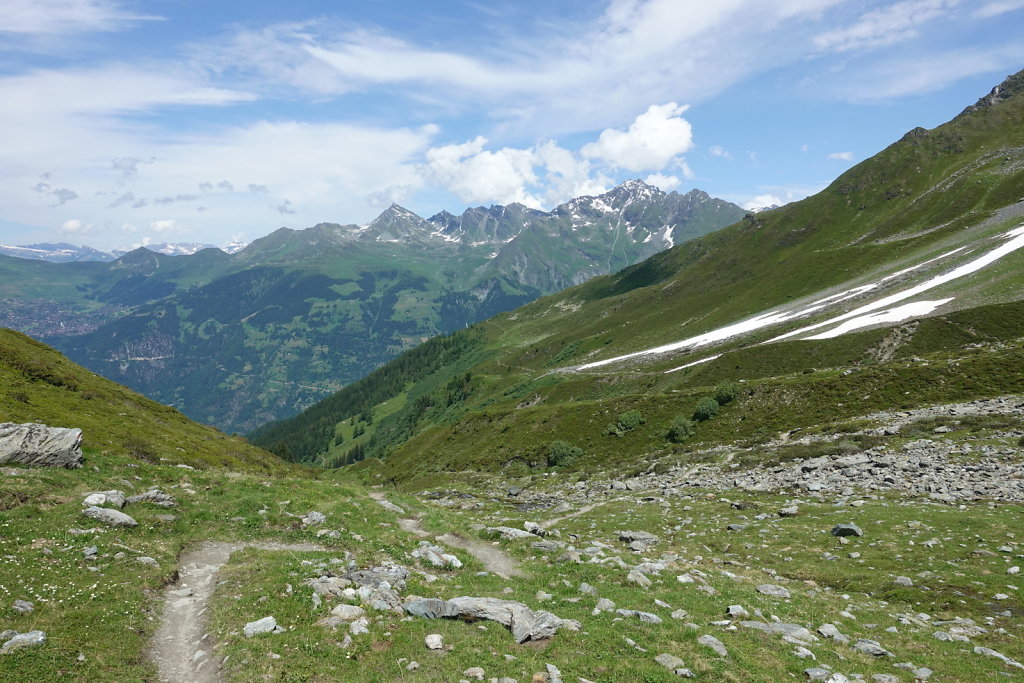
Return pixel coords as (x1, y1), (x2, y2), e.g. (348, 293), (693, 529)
(0, 422), (82, 468)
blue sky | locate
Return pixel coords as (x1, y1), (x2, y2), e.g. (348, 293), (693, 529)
(1, 0), (1023, 251)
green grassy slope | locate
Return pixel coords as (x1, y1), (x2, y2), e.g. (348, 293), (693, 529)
(0, 328), (287, 473)
(251, 69), (1024, 476)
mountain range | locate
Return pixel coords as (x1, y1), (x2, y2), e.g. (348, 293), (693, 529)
(0, 183), (744, 433)
(250, 69), (1024, 474)
(0, 241), (250, 262)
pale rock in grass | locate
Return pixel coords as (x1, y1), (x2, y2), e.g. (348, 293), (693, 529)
(853, 639), (893, 657)
(535, 590), (553, 602)
(82, 506), (137, 528)
(892, 576), (913, 587)
(831, 523), (863, 537)
(740, 621), (817, 643)
(302, 511), (326, 526)
(974, 645), (1024, 669)
(778, 505), (799, 517)
(243, 617), (283, 637)
(82, 490), (126, 509)
(626, 570), (652, 588)
(615, 609), (662, 624)
(793, 646), (816, 659)
(655, 653), (685, 670)
(408, 597), (567, 643)
(405, 660), (419, 671)
(11, 600), (33, 614)
(349, 617), (370, 635)
(0, 423), (82, 468)
(136, 556), (159, 567)
(462, 666), (485, 680)
(329, 604), (365, 621)
(0, 630), (45, 654)
(697, 634), (728, 656)
(375, 499), (405, 514)
(871, 675), (899, 683)
(546, 663), (563, 683)
(670, 609), (689, 620)
(411, 542), (462, 569)
(126, 488), (176, 507)
(594, 598), (616, 613)
(727, 605), (749, 619)
(757, 583), (791, 598)
(425, 634), (444, 650)
(1008, 566), (1021, 575)
(817, 623), (849, 643)
(487, 526), (535, 540)
(578, 582), (597, 596)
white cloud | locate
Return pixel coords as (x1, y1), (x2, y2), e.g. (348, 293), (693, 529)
(581, 103), (693, 172)
(425, 137), (542, 207)
(974, 0), (1024, 18)
(828, 152), (855, 161)
(814, 0), (958, 52)
(708, 145), (732, 159)
(149, 219), (183, 234)
(743, 194), (783, 211)
(0, 0), (160, 35)
(59, 218), (90, 233)
(645, 173), (681, 191)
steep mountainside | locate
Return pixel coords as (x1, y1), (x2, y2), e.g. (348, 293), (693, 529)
(250, 69), (1024, 474)
(0, 328), (285, 472)
(0, 183), (742, 433)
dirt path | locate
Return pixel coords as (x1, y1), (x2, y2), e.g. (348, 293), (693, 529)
(150, 541), (325, 683)
(370, 489), (524, 579)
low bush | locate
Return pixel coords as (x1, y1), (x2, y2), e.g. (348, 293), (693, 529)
(693, 397), (720, 422)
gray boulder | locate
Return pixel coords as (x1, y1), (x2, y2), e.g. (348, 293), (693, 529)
(126, 489), (176, 507)
(244, 616), (284, 637)
(831, 523), (863, 537)
(0, 423), (82, 468)
(82, 490), (126, 509)
(1, 630), (45, 654)
(82, 506), (137, 528)
(404, 596), (566, 643)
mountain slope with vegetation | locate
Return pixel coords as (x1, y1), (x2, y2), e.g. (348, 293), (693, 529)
(0, 184), (742, 433)
(250, 69), (1024, 475)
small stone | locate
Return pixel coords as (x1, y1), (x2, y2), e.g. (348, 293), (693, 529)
(697, 634), (728, 657)
(793, 646), (815, 659)
(831, 523), (863, 537)
(425, 634), (444, 650)
(136, 556), (159, 567)
(243, 617), (280, 637)
(406, 661), (420, 671)
(892, 576), (913, 587)
(778, 506), (799, 517)
(82, 506), (137, 528)
(1, 630), (45, 654)
(655, 653), (686, 670)
(727, 604), (749, 619)
(349, 617), (369, 635)
(757, 584), (791, 599)
(1008, 566), (1020, 575)
(11, 600), (33, 614)
(463, 666), (485, 680)
(302, 511), (326, 526)
(853, 639), (892, 657)
(626, 570), (652, 588)
(330, 604), (366, 621)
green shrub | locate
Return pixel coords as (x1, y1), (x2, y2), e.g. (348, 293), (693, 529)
(607, 409), (646, 436)
(665, 416), (695, 443)
(713, 382), (740, 405)
(546, 440), (583, 468)
(693, 396), (719, 422)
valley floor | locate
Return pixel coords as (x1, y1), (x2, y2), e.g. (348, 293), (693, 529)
(2, 394), (1024, 681)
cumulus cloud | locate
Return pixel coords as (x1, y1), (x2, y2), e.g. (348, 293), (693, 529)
(743, 193), (783, 210)
(247, 184), (270, 194)
(149, 218), (183, 233)
(827, 151), (855, 161)
(581, 103), (693, 172)
(217, 180), (235, 191)
(708, 145), (732, 159)
(644, 173), (681, 191)
(425, 136), (541, 207)
(111, 156), (151, 180)
(59, 218), (91, 233)
(813, 0), (958, 52)
(276, 199), (296, 215)
(31, 181), (78, 205)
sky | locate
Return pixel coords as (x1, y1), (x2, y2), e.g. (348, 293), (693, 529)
(1, 0), (1023, 251)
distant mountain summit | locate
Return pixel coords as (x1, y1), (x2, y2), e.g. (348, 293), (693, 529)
(0, 181), (743, 433)
(0, 242), (116, 262)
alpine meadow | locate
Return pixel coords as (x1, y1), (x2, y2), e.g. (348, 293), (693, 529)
(3, 2), (1024, 682)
